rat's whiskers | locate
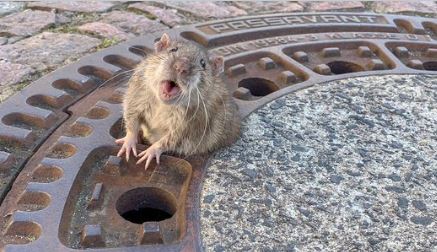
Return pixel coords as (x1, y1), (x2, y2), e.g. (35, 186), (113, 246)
(174, 89), (186, 105)
(97, 69), (136, 89)
(187, 89), (200, 123)
(184, 88), (192, 118)
(194, 87), (209, 152)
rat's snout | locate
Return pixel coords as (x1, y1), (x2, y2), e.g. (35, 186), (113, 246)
(174, 57), (190, 76)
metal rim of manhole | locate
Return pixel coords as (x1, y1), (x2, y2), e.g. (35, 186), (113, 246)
(0, 12), (437, 251)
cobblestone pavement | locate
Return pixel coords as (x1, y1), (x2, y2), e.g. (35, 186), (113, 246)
(202, 75), (437, 251)
(1, 1), (437, 101)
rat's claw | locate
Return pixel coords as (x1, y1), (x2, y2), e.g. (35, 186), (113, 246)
(136, 145), (162, 171)
(116, 135), (138, 162)
(145, 155), (153, 170)
(117, 146), (125, 157)
(115, 138), (124, 145)
(116, 145), (130, 162)
(136, 150), (148, 164)
(132, 146), (137, 157)
(125, 146), (130, 162)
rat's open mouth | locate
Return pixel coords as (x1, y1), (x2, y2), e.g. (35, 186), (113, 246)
(160, 80), (181, 101)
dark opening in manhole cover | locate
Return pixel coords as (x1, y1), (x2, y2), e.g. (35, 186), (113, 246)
(326, 60), (365, 74)
(238, 77), (279, 98)
(117, 187), (176, 224)
(0, 12), (436, 252)
(121, 207), (173, 224)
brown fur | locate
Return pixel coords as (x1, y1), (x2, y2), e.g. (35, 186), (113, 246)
(122, 36), (240, 157)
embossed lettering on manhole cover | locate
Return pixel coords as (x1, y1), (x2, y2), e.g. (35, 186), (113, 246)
(0, 13), (436, 251)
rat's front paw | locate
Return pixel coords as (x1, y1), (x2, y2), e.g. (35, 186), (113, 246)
(116, 135), (138, 162)
(136, 144), (162, 171)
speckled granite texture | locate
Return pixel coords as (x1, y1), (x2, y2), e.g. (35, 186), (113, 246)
(201, 75), (437, 251)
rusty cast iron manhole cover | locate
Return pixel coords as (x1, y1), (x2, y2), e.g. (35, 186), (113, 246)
(0, 12), (437, 251)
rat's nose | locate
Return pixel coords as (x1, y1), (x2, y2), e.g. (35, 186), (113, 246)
(174, 58), (190, 75)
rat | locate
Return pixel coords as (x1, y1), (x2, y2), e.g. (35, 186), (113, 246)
(115, 33), (241, 169)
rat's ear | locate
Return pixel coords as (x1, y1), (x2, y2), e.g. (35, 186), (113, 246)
(209, 55), (224, 76)
(154, 33), (171, 52)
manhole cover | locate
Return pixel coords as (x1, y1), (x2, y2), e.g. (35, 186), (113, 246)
(0, 12), (436, 251)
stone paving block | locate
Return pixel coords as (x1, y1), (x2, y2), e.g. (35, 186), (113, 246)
(0, 61), (33, 87)
(0, 37), (6, 45)
(100, 11), (167, 36)
(0, 10), (56, 37)
(0, 2), (23, 17)
(165, 2), (247, 19)
(78, 22), (130, 41)
(233, 1), (303, 14)
(372, 2), (437, 15)
(56, 13), (73, 25)
(6, 36), (23, 44)
(304, 1), (365, 12)
(27, 1), (116, 13)
(128, 3), (183, 27)
(0, 32), (100, 71)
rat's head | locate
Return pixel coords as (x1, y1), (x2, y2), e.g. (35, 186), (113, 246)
(152, 33), (224, 105)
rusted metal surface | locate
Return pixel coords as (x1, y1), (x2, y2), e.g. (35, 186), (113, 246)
(0, 12), (437, 251)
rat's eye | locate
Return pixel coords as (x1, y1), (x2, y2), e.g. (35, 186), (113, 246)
(200, 59), (206, 69)
(169, 47), (178, 52)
